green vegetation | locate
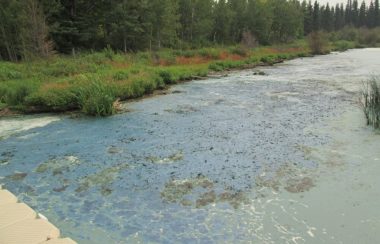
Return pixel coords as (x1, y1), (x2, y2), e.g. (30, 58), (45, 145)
(1, 0), (380, 116)
(0, 44), (311, 116)
(1, 0), (380, 61)
(362, 78), (380, 129)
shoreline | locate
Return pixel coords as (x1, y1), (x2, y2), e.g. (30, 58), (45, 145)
(1, 42), (361, 118)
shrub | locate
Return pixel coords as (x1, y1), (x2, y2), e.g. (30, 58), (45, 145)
(230, 46), (249, 57)
(361, 78), (380, 129)
(158, 70), (176, 84)
(197, 48), (220, 59)
(0, 80), (38, 106)
(307, 31), (329, 55)
(241, 31), (258, 48)
(358, 28), (380, 46)
(333, 40), (355, 51)
(77, 80), (117, 116)
(209, 62), (224, 71)
(25, 84), (78, 111)
(103, 46), (115, 60)
(260, 55), (276, 63)
(337, 26), (359, 41)
(0, 67), (23, 81)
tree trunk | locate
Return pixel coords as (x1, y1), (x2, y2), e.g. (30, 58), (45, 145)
(123, 36), (127, 53)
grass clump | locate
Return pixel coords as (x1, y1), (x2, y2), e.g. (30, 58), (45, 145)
(113, 71), (129, 81)
(332, 40), (356, 51)
(77, 80), (117, 117)
(0, 80), (38, 107)
(361, 78), (380, 129)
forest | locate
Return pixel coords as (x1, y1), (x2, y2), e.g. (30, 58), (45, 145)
(1, 0), (380, 61)
(1, 0), (380, 116)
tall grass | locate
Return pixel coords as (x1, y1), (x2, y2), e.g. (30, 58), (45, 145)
(77, 80), (117, 117)
(361, 78), (380, 129)
(0, 42), (310, 116)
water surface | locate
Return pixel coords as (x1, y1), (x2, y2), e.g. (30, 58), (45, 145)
(1, 49), (380, 243)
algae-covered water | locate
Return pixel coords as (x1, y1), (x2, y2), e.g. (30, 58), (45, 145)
(1, 49), (380, 243)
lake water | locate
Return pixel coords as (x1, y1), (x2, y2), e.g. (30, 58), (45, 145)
(1, 49), (380, 243)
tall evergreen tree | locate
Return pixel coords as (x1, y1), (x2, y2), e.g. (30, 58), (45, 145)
(303, 1), (313, 35)
(312, 1), (321, 31)
(321, 4), (333, 31)
(352, 0), (359, 26)
(228, 0), (248, 43)
(213, 0), (233, 44)
(359, 1), (367, 27)
(375, 0), (380, 26)
(179, 0), (214, 46)
(245, 0), (273, 44)
(148, 0), (180, 49)
(368, 1), (376, 27)
(107, 0), (150, 52)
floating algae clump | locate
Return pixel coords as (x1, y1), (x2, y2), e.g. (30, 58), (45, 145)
(5, 172), (27, 181)
(35, 156), (80, 175)
(147, 151), (183, 165)
(196, 191), (217, 208)
(284, 177), (315, 193)
(161, 176), (214, 203)
(161, 176), (248, 208)
(75, 164), (129, 196)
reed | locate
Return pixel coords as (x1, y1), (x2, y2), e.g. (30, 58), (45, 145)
(361, 78), (380, 129)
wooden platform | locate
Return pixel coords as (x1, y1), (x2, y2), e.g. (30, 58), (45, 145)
(0, 188), (76, 244)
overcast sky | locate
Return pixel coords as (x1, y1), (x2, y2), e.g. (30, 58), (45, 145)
(317, 0), (371, 5)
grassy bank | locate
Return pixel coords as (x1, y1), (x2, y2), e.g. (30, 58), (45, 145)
(2, 33), (378, 117)
(0, 40), (312, 116)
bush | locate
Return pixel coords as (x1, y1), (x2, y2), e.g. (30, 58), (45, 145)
(77, 80), (117, 116)
(26, 84), (78, 111)
(0, 66), (23, 81)
(0, 80), (38, 106)
(197, 48), (220, 59)
(361, 78), (380, 129)
(260, 55), (276, 63)
(241, 31), (258, 48)
(333, 40), (355, 51)
(308, 31), (329, 54)
(230, 46), (249, 57)
(158, 70), (176, 84)
(358, 28), (380, 46)
(103, 46), (116, 61)
(337, 26), (359, 41)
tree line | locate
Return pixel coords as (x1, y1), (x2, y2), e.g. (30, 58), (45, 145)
(1, 0), (380, 61)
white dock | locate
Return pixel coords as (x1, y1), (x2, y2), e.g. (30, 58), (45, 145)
(0, 188), (76, 244)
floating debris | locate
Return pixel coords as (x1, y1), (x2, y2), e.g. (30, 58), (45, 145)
(164, 105), (198, 114)
(53, 185), (69, 192)
(285, 177), (315, 193)
(161, 176), (247, 208)
(196, 191), (216, 208)
(161, 176), (214, 203)
(108, 146), (122, 154)
(147, 152), (183, 165)
(5, 172), (27, 181)
(253, 71), (266, 76)
(35, 156), (80, 174)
